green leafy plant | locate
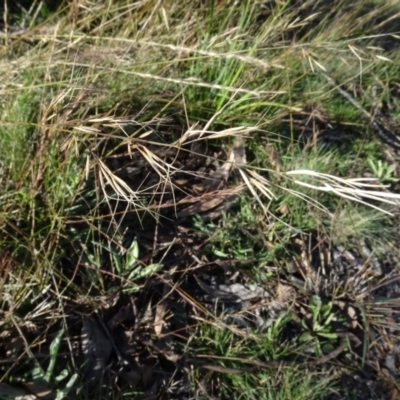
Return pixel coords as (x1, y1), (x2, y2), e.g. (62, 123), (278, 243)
(367, 158), (399, 183)
(265, 312), (293, 342)
(112, 237), (163, 293)
(22, 330), (78, 400)
(299, 295), (338, 357)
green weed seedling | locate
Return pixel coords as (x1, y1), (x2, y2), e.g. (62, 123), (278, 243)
(112, 237), (163, 293)
(22, 329), (78, 400)
(367, 158), (399, 184)
(265, 311), (293, 342)
(300, 295), (338, 357)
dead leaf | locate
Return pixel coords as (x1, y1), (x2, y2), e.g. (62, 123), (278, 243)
(0, 383), (37, 399)
(217, 283), (268, 302)
(81, 315), (113, 389)
(277, 203), (289, 215)
(154, 267), (178, 338)
(204, 162), (231, 192)
(5, 335), (24, 359)
(194, 276), (241, 302)
(276, 283), (296, 304)
(141, 364), (153, 388)
(204, 135), (247, 192)
(176, 186), (242, 219)
(195, 276), (268, 303)
(22, 382), (55, 400)
(265, 144), (283, 179)
(154, 296), (168, 337)
(119, 369), (141, 389)
(107, 305), (132, 330)
(232, 135), (247, 164)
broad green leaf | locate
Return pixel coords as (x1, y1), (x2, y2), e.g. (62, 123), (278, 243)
(316, 331), (338, 339)
(45, 329), (64, 382)
(299, 332), (313, 342)
(126, 238), (139, 269)
(55, 372), (78, 400)
(55, 369), (69, 382)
